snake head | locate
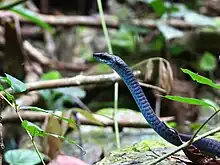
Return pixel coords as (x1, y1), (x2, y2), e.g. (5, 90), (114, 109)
(93, 52), (126, 68)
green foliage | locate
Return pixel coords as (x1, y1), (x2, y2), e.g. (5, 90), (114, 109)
(168, 43), (184, 56)
(190, 123), (207, 132)
(21, 106), (76, 125)
(166, 121), (177, 128)
(41, 71), (62, 80)
(199, 52), (217, 71)
(4, 149), (45, 165)
(10, 5), (53, 32)
(22, 120), (46, 137)
(164, 95), (215, 109)
(181, 68), (220, 89)
(148, 35), (164, 51)
(120, 23), (150, 34)
(111, 26), (136, 54)
(40, 71), (86, 110)
(5, 74), (27, 92)
(4, 91), (15, 103)
(202, 99), (220, 111)
(147, 0), (167, 16)
(0, 84), (3, 91)
(73, 108), (103, 126)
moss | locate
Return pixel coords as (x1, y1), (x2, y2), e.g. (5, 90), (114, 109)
(123, 138), (173, 153)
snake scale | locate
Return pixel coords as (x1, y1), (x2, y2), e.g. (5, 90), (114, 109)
(93, 52), (220, 157)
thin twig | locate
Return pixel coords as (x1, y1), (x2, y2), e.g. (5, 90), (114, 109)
(139, 82), (167, 93)
(188, 109), (220, 145)
(149, 126), (220, 165)
(0, 0), (28, 10)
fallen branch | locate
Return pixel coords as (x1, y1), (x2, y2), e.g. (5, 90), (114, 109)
(0, 11), (214, 30)
(6, 71), (141, 94)
(1, 110), (174, 128)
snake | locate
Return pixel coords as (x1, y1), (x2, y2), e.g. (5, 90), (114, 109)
(93, 52), (220, 157)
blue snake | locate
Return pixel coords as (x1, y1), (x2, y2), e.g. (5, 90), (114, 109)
(93, 52), (220, 157)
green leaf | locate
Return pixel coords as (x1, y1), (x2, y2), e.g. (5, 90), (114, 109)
(4, 149), (45, 165)
(4, 91), (15, 103)
(10, 5), (53, 32)
(164, 95), (215, 109)
(166, 121), (176, 128)
(5, 74), (27, 92)
(0, 77), (12, 86)
(202, 98), (220, 111)
(41, 71), (62, 80)
(22, 120), (45, 137)
(111, 28), (135, 53)
(157, 24), (184, 40)
(181, 68), (220, 89)
(0, 84), (3, 91)
(73, 108), (103, 126)
(148, 0), (167, 16)
(169, 43), (184, 56)
(199, 52), (217, 71)
(21, 106), (76, 125)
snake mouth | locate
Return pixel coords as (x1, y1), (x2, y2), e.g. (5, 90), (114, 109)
(93, 52), (112, 63)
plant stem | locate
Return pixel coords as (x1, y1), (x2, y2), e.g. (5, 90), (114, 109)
(97, 0), (113, 54)
(0, 93), (45, 165)
(97, 0), (120, 149)
(114, 82), (120, 148)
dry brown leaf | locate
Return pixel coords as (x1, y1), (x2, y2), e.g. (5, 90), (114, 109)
(144, 59), (154, 81)
(42, 115), (62, 159)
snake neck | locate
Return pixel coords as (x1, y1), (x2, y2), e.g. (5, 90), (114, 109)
(117, 66), (182, 146)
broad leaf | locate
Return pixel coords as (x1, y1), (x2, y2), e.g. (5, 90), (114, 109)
(111, 28), (135, 53)
(148, 0), (167, 16)
(4, 149), (45, 165)
(157, 24), (184, 40)
(5, 74), (27, 92)
(181, 68), (220, 89)
(73, 108), (103, 126)
(199, 52), (217, 71)
(164, 95), (215, 109)
(22, 120), (45, 137)
(202, 98), (220, 111)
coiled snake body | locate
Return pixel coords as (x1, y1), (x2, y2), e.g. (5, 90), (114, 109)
(93, 52), (220, 157)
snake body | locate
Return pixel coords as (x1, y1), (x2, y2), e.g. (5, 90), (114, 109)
(93, 52), (220, 157)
